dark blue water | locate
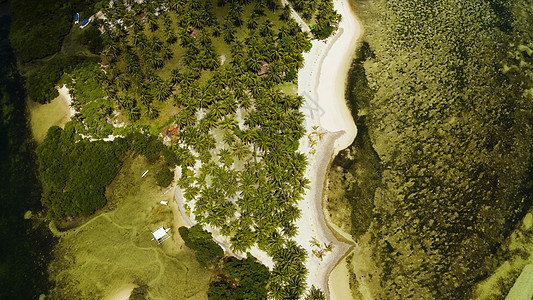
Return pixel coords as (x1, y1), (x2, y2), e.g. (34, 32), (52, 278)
(0, 1), (54, 298)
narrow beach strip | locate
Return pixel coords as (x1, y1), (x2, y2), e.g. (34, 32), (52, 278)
(296, 0), (363, 297)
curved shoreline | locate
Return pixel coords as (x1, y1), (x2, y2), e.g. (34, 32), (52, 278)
(296, 0), (363, 297)
(172, 0), (363, 297)
(316, 0), (362, 155)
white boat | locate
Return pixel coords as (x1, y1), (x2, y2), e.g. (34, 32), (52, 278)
(80, 18), (91, 29)
(74, 13), (80, 24)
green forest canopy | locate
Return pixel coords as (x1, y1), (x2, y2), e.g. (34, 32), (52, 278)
(37, 125), (124, 219)
(9, 0), (100, 62)
(18, 0), (342, 298)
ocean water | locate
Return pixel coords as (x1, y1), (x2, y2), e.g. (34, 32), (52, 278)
(0, 1), (53, 298)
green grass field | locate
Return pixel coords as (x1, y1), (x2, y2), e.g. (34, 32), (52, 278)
(47, 155), (212, 299)
(28, 93), (70, 143)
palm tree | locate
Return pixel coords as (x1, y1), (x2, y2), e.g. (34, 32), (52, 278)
(146, 12), (158, 32)
(138, 88), (152, 105)
(246, 56), (263, 73)
(125, 105), (141, 121)
(145, 103), (160, 119)
(176, 108), (196, 129)
(169, 68), (182, 85)
(280, 4), (291, 21)
(230, 227), (256, 253)
(152, 81), (171, 102)
(223, 24), (236, 43)
(305, 286), (326, 300)
(167, 0), (185, 12)
(247, 13), (259, 30)
(163, 26), (177, 44)
(116, 75), (131, 91)
(217, 148), (234, 167)
(228, 2), (243, 26)
(176, 147), (196, 168)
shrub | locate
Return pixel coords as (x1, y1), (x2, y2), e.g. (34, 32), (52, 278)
(155, 168), (174, 188)
(178, 225), (224, 268)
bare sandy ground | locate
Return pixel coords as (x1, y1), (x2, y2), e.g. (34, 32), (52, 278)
(104, 283), (136, 300)
(58, 84), (76, 118)
(295, 0), (363, 297)
(28, 89), (70, 143)
(280, 0), (311, 33)
(329, 256), (353, 300)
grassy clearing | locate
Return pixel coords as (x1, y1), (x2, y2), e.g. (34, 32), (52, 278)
(47, 155), (212, 299)
(28, 94), (70, 143)
(277, 82), (298, 96)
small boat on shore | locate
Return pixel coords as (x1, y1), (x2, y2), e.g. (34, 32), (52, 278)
(80, 18), (91, 29)
(74, 13), (80, 24)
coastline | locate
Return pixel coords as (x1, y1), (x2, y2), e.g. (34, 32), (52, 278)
(57, 84), (76, 118)
(296, 0), (363, 297)
(171, 0), (363, 297)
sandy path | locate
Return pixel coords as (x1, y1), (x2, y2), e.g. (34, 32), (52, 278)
(280, 0), (311, 33)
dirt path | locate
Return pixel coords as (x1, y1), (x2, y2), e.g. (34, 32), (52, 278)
(280, 0), (311, 32)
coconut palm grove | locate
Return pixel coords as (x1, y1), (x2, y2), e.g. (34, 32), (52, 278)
(5, 0), (341, 298)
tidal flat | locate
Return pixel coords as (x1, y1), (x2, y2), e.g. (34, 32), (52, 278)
(326, 0), (533, 298)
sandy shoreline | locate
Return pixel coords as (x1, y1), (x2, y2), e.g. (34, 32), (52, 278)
(172, 0), (362, 298)
(57, 84), (76, 118)
(296, 0), (363, 297)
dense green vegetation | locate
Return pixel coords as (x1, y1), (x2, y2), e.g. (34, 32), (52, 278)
(78, 25), (105, 53)
(37, 125), (124, 219)
(286, 0), (340, 39)
(208, 255), (270, 300)
(180, 225), (270, 299)
(9, 0), (99, 62)
(37, 126), (177, 220)
(98, 0), (317, 297)
(155, 167), (174, 187)
(179, 225), (224, 268)
(328, 0), (533, 298)
(14, 0), (341, 297)
(27, 55), (96, 103)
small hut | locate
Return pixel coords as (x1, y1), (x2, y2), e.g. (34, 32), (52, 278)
(152, 226), (171, 244)
(163, 125), (179, 138)
(187, 28), (199, 39)
(257, 62), (269, 76)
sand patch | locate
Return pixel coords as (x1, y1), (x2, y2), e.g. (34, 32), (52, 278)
(104, 283), (136, 300)
(329, 257), (353, 300)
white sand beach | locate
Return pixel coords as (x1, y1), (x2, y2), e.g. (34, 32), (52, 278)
(172, 0), (363, 298)
(300, 0), (361, 156)
(293, 0), (362, 297)
(58, 84), (76, 118)
(104, 283), (136, 300)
